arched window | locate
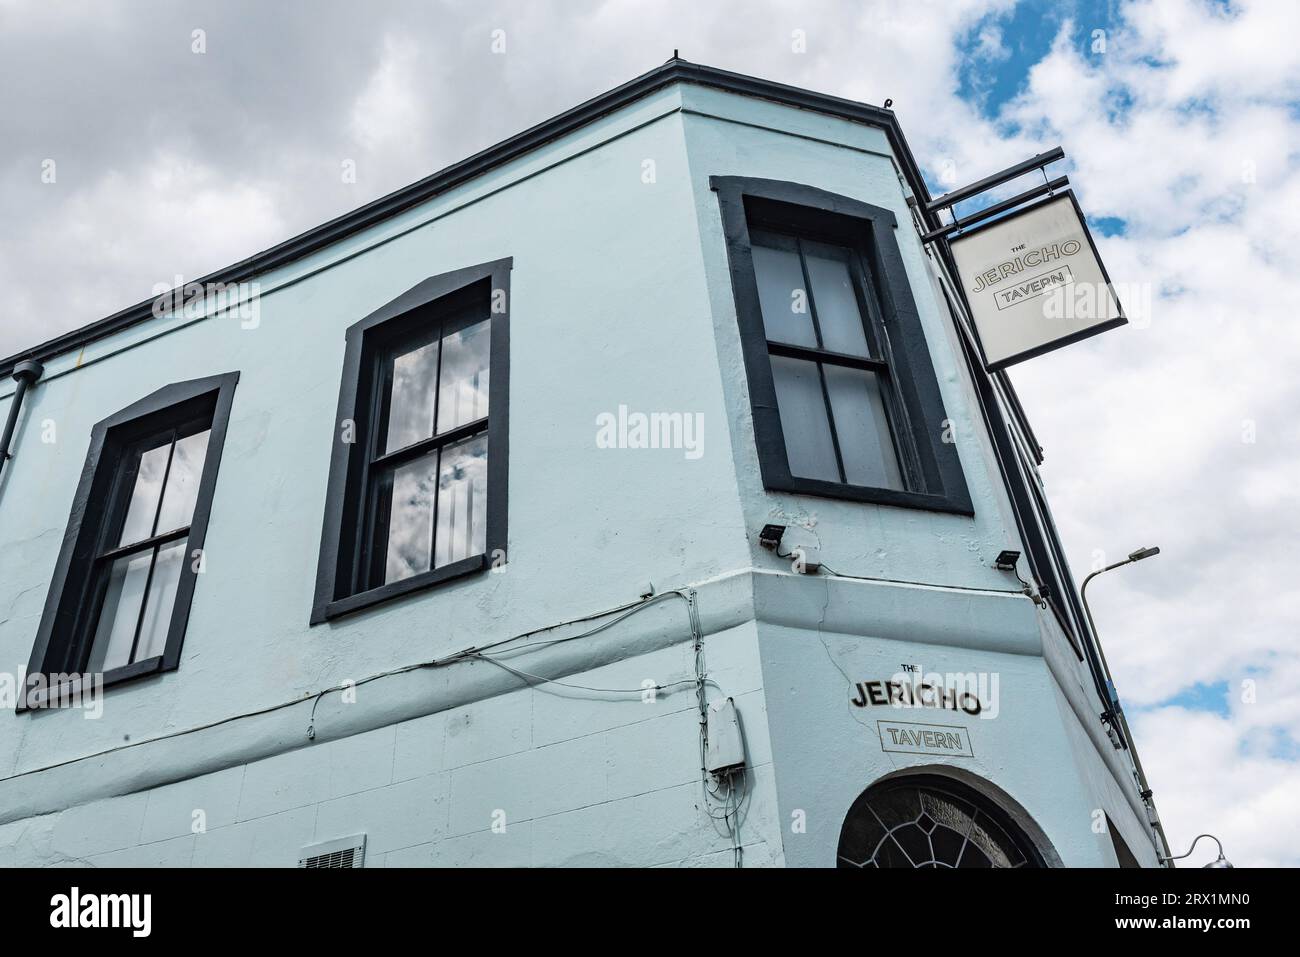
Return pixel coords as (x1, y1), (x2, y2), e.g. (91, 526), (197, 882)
(838, 774), (1044, 868)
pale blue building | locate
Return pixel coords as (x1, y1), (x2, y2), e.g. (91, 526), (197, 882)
(0, 60), (1163, 867)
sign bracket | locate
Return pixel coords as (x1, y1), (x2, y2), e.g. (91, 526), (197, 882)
(925, 146), (1064, 214)
(921, 175), (1070, 244)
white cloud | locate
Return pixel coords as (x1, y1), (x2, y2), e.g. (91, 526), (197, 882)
(973, 23), (1010, 61)
(1135, 701), (1300, 868)
(990, 0), (1300, 864)
(0, 152), (284, 351)
(349, 33), (426, 155)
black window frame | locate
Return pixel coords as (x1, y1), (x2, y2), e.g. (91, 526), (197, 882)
(711, 176), (971, 514)
(22, 372), (239, 707)
(311, 258), (510, 624)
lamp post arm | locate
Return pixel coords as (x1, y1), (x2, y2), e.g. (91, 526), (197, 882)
(1081, 564), (1129, 704)
(1081, 557), (1134, 600)
(1080, 550), (1173, 863)
(1080, 561), (1131, 722)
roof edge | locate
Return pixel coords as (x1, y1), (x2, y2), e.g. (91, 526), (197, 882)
(1, 58), (939, 379)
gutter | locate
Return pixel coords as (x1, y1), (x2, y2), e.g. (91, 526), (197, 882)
(0, 360), (43, 485)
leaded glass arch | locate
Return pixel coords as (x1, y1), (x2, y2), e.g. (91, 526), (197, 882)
(837, 775), (1044, 868)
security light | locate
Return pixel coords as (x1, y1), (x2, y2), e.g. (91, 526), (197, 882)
(758, 524), (786, 551)
(992, 549), (1021, 571)
(1128, 546), (1161, 562)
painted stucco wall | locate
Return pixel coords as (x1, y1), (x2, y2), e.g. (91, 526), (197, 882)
(677, 86), (1159, 867)
(0, 618), (780, 867)
(0, 79), (1156, 866)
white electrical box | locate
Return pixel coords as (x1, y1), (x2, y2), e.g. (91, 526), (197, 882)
(705, 698), (746, 775)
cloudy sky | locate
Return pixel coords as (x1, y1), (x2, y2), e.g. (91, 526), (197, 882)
(2, 0), (1296, 865)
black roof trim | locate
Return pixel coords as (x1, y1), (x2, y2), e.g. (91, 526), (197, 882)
(1, 58), (939, 379)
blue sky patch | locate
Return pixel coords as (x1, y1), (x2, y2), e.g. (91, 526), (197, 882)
(1154, 680), (1231, 717)
(956, 0), (1121, 120)
(1089, 215), (1126, 237)
(1266, 728), (1300, 761)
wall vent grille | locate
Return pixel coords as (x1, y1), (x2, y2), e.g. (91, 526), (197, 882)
(298, 834), (366, 869)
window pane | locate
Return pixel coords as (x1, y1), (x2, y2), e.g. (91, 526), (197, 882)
(385, 340), (440, 454)
(87, 550), (152, 673)
(752, 241), (817, 347)
(435, 433), (488, 568)
(118, 441), (171, 545)
(770, 355), (839, 482)
(824, 364), (904, 490)
(135, 539), (186, 661)
(155, 430), (210, 533)
(804, 244), (871, 357)
(437, 320), (490, 434)
(383, 451), (438, 584)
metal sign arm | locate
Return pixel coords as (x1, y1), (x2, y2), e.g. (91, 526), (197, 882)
(922, 175), (1070, 244)
(925, 146), (1065, 214)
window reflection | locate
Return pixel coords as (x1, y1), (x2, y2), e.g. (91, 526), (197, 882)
(90, 423), (212, 673)
(383, 451), (438, 584)
(385, 340), (439, 454)
(752, 240), (816, 348)
(88, 552), (152, 672)
(135, 540), (186, 660)
(437, 320), (490, 433)
(118, 442), (170, 546)
(804, 244), (870, 357)
(372, 314), (492, 589)
(156, 429), (210, 533)
(752, 231), (903, 491)
(824, 366), (902, 489)
(434, 434), (487, 568)
(771, 355), (839, 482)
(380, 435), (488, 585)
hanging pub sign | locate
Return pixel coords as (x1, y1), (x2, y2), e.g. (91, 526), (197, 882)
(948, 191), (1126, 371)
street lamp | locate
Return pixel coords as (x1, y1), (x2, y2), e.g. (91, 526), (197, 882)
(1079, 545), (1167, 861)
(1081, 546), (1161, 717)
(1161, 834), (1233, 869)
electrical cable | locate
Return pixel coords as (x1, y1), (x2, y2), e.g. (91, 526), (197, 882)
(464, 590), (689, 660)
(1008, 563), (1046, 607)
(772, 542), (1026, 597)
(681, 585), (748, 866)
(11, 582), (752, 867)
(3, 588), (696, 782)
(466, 653), (696, 697)
(816, 560), (1026, 595)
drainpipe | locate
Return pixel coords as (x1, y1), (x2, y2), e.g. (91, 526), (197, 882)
(0, 360), (44, 484)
